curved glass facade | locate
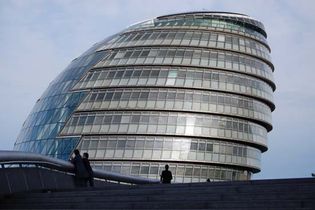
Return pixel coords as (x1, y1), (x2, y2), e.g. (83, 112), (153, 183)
(14, 12), (275, 182)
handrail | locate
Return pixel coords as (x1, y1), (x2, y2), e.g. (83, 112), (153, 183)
(0, 150), (160, 184)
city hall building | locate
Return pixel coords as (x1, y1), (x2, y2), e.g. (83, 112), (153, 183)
(14, 12), (275, 182)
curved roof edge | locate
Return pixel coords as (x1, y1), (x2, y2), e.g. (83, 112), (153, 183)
(156, 11), (267, 38)
(157, 11), (249, 18)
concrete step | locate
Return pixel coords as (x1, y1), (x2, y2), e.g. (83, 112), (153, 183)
(2, 191), (314, 209)
(12, 177), (314, 196)
(9, 185), (315, 202)
(5, 194), (313, 207)
(1, 199), (315, 209)
(6, 188), (315, 202)
(1, 178), (315, 209)
(10, 179), (315, 197)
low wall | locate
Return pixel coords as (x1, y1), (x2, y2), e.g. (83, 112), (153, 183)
(0, 167), (108, 196)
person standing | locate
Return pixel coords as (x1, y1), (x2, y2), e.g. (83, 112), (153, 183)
(71, 149), (89, 187)
(83, 152), (94, 187)
(160, 164), (173, 184)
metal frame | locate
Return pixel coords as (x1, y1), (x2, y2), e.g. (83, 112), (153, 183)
(0, 150), (159, 184)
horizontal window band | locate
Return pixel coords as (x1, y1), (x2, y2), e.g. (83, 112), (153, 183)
(119, 27), (271, 52)
(88, 158), (260, 173)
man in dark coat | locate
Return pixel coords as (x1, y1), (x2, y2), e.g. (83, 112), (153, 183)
(71, 149), (89, 187)
(83, 152), (94, 187)
(160, 164), (173, 184)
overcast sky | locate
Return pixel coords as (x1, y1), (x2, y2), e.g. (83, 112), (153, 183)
(1, 0), (314, 179)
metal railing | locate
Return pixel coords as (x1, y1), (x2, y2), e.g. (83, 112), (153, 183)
(0, 150), (159, 185)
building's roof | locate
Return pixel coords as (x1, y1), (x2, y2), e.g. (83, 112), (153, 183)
(157, 11), (267, 38)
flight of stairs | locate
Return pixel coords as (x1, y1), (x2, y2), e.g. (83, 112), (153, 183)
(1, 178), (315, 209)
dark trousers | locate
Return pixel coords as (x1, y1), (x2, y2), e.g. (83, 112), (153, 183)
(85, 176), (94, 187)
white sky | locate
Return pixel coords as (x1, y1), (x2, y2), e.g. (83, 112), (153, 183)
(0, 0), (315, 179)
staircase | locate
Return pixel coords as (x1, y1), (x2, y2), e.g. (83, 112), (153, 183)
(1, 178), (315, 209)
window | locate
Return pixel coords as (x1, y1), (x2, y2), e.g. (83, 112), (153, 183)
(113, 92), (122, 100)
(86, 116), (95, 125)
(190, 142), (197, 150)
(78, 116), (87, 125)
(104, 116), (112, 123)
(94, 116), (103, 124)
(140, 50), (150, 57)
(206, 144), (213, 151)
(112, 115), (121, 123)
(158, 49), (167, 57)
(105, 92), (113, 100)
(96, 93), (105, 101)
(131, 115), (140, 123)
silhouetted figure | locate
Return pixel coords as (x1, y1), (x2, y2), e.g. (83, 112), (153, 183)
(160, 164), (173, 184)
(232, 171), (236, 181)
(312, 173), (315, 177)
(206, 178), (211, 182)
(71, 149), (89, 187)
(83, 152), (94, 187)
